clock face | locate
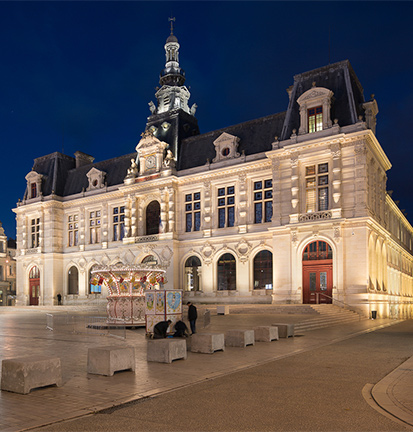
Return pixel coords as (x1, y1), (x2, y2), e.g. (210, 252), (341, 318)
(145, 156), (156, 169)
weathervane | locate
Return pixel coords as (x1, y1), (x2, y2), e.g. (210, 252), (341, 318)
(169, 16), (175, 35)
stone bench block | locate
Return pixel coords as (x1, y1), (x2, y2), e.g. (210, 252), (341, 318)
(87, 346), (135, 376)
(1, 356), (62, 394)
(225, 329), (255, 347)
(217, 305), (230, 315)
(191, 333), (225, 354)
(272, 323), (295, 338)
(253, 326), (279, 342)
(147, 339), (187, 363)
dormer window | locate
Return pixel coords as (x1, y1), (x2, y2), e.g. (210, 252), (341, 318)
(308, 106), (323, 133)
(25, 171), (43, 200)
(297, 87), (333, 135)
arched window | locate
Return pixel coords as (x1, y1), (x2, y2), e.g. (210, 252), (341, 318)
(303, 241), (332, 261)
(142, 255), (158, 265)
(217, 253), (236, 291)
(253, 250), (273, 289)
(185, 256), (201, 291)
(68, 266), (79, 295)
(146, 201), (161, 235)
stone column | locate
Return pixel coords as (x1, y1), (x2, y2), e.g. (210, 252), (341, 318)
(168, 186), (175, 233)
(79, 206), (86, 251)
(272, 157), (282, 226)
(330, 142), (342, 217)
(238, 173), (247, 233)
(203, 181), (212, 237)
(124, 195), (132, 238)
(160, 188), (168, 233)
(290, 153), (300, 222)
(354, 142), (368, 217)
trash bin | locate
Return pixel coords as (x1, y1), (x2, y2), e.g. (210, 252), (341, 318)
(371, 310), (377, 320)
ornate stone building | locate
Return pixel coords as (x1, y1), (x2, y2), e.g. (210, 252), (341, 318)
(13, 28), (413, 318)
(0, 223), (16, 306)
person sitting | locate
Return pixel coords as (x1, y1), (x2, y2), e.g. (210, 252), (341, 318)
(173, 320), (189, 338)
(153, 320), (172, 339)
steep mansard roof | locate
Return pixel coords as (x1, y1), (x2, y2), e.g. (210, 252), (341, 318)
(27, 60), (367, 199)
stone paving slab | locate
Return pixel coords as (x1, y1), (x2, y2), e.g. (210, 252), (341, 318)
(0, 306), (410, 431)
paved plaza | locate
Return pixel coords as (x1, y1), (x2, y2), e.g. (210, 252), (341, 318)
(0, 305), (411, 431)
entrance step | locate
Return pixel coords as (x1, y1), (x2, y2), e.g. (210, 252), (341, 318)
(295, 304), (366, 332)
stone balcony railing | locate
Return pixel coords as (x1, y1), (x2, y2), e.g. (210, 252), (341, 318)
(289, 209), (341, 224)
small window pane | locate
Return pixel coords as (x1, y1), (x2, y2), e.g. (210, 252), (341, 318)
(218, 188), (225, 196)
(264, 190), (272, 199)
(186, 213), (192, 232)
(218, 198), (225, 206)
(254, 181), (262, 190)
(318, 175), (328, 186)
(306, 166), (315, 176)
(227, 196), (235, 205)
(194, 202), (201, 210)
(318, 163), (328, 174)
(194, 192), (200, 201)
(265, 201), (273, 223)
(218, 208), (225, 228)
(227, 186), (234, 195)
(186, 203), (192, 211)
(254, 192), (262, 201)
(264, 179), (272, 189)
(185, 194), (192, 202)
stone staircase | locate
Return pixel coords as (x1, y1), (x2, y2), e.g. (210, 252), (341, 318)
(294, 304), (366, 332)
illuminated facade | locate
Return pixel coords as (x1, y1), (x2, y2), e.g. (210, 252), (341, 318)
(0, 223), (16, 306)
(13, 28), (413, 318)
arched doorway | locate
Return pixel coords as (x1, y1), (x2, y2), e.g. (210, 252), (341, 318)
(29, 266), (40, 305)
(185, 256), (201, 291)
(68, 266), (79, 295)
(253, 250), (273, 290)
(302, 240), (333, 304)
(146, 201), (160, 235)
(217, 253), (236, 291)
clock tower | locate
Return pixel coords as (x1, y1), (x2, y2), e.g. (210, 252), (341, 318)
(146, 19), (199, 168)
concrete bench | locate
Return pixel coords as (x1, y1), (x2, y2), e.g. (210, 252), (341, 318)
(191, 333), (225, 354)
(87, 346), (135, 376)
(147, 339), (187, 363)
(1, 356), (62, 394)
(217, 305), (230, 315)
(272, 323), (295, 338)
(253, 326), (279, 342)
(225, 329), (255, 347)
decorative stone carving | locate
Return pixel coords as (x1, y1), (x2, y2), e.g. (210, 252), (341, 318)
(291, 229), (298, 248)
(330, 143), (341, 159)
(200, 242), (216, 265)
(235, 239), (252, 263)
(299, 211), (332, 222)
(86, 167), (106, 191)
(212, 132), (240, 163)
(333, 223), (341, 242)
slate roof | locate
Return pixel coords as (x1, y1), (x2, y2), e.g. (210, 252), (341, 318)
(177, 112), (286, 171)
(29, 152), (136, 199)
(27, 60), (367, 199)
(280, 60), (365, 140)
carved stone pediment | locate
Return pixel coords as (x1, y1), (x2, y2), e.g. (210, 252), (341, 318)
(136, 130), (168, 155)
(86, 167), (106, 191)
(212, 132), (240, 163)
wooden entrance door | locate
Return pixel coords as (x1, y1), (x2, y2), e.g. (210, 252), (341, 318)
(303, 264), (332, 304)
(29, 266), (40, 306)
(302, 241), (333, 304)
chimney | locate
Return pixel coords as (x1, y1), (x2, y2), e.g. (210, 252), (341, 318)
(74, 151), (95, 168)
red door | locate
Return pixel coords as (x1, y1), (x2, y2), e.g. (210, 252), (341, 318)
(302, 241), (333, 304)
(303, 264), (332, 304)
(29, 266), (40, 306)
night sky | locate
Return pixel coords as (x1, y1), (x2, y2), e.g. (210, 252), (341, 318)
(1, 1), (412, 239)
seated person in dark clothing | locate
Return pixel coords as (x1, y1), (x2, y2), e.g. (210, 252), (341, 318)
(153, 320), (172, 339)
(173, 320), (189, 338)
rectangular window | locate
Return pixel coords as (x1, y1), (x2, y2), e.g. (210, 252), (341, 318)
(113, 206), (125, 241)
(31, 218), (40, 248)
(254, 179), (272, 223)
(68, 215), (79, 247)
(305, 163), (329, 213)
(185, 193), (201, 232)
(308, 106), (323, 133)
(31, 183), (37, 199)
(217, 186), (235, 228)
(89, 211), (101, 244)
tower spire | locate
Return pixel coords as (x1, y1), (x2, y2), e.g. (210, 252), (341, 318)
(169, 16), (175, 35)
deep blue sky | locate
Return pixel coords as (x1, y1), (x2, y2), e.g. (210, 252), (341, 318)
(1, 1), (412, 239)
